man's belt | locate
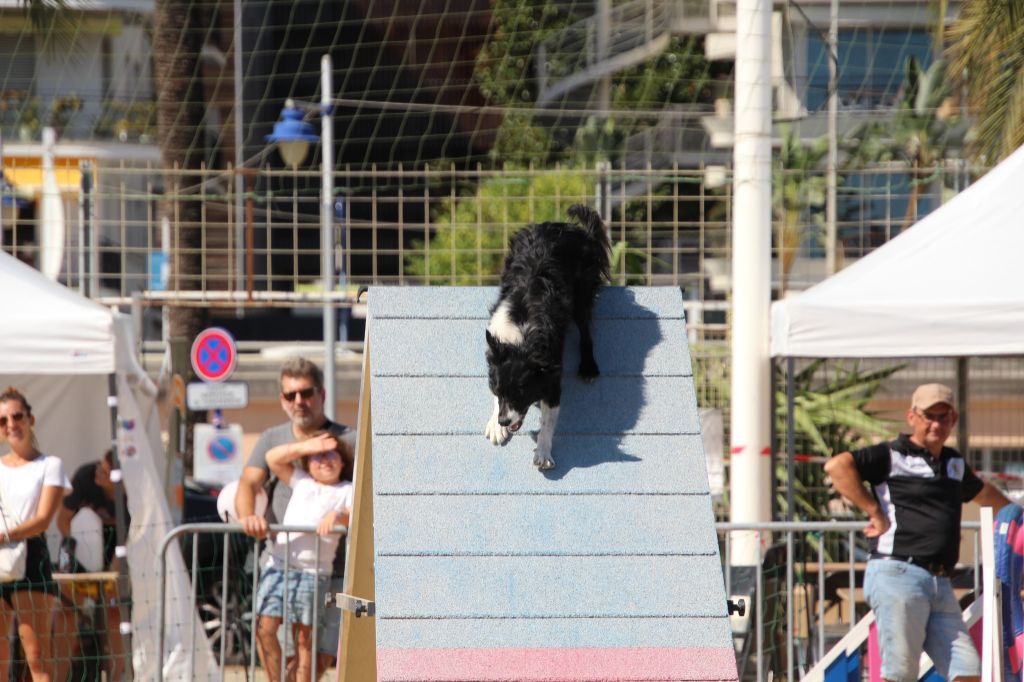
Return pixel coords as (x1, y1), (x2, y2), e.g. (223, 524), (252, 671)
(869, 552), (949, 577)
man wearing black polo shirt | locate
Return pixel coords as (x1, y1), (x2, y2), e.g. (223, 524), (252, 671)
(826, 383), (1010, 682)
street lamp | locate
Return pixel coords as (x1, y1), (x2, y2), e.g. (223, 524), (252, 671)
(266, 103), (318, 168)
(266, 55), (338, 419)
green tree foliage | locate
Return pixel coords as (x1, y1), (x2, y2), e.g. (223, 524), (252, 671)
(946, 0), (1024, 164)
(611, 36), (715, 110)
(475, 4), (715, 166)
(404, 171), (594, 284)
(774, 360), (903, 521)
(697, 350), (901, 520)
(474, 0), (570, 106)
(774, 128), (828, 295)
(847, 57), (962, 226)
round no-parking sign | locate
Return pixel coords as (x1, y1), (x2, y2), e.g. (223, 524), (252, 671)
(190, 327), (237, 383)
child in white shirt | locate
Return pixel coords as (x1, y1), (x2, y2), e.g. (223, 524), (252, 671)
(253, 431), (353, 681)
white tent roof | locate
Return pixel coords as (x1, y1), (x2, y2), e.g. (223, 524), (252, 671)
(772, 144), (1024, 358)
(0, 251), (116, 374)
(0, 250), (217, 679)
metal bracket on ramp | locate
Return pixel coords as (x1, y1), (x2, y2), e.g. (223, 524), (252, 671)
(333, 592), (375, 618)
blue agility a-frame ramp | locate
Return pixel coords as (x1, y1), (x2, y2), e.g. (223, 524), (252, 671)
(338, 287), (738, 682)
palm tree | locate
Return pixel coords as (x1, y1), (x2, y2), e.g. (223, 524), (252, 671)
(153, 0), (209, 342)
(946, 0), (1024, 163)
(846, 57), (961, 228)
(773, 128), (828, 296)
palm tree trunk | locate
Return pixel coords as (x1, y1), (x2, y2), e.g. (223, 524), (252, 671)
(154, 0), (209, 341)
(902, 162), (922, 230)
(154, 0), (210, 472)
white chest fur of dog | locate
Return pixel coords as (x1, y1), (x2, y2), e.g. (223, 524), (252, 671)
(484, 305), (560, 470)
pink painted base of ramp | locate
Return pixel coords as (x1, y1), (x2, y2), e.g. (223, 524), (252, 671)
(377, 646), (739, 681)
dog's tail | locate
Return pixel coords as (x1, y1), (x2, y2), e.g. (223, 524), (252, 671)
(567, 204), (611, 282)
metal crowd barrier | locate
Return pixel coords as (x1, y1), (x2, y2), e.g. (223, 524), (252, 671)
(156, 519), (985, 681)
(716, 520), (983, 682)
(156, 521), (347, 682)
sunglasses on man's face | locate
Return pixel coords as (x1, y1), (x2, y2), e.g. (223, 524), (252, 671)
(0, 412), (26, 429)
(915, 409), (954, 425)
(282, 387), (318, 402)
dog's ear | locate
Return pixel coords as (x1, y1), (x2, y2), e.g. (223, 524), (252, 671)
(485, 329), (500, 353)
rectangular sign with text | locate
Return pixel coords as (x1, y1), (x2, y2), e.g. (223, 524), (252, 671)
(186, 381), (249, 411)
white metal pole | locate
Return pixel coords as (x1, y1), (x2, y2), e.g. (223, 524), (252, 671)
(321, 54), (336, 419)
(980, 505), (1002, 682)
(730, 0), (773, 565)
(825, 0), (839, 275)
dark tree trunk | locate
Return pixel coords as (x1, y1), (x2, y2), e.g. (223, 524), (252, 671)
(154, 0), (209, 343)
(154, 0), (210, 471)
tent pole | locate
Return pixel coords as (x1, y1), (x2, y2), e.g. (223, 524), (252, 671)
(770, 357), (778, 521)
(957, 358), (970, 464)
(108, 373), (134, 679)
(786, 357), (796, 522)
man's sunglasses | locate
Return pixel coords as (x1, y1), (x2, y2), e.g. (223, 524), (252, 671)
(915, 409), (954, 425)
(282, 387), (318, 402)
(0, 412), (26, 429)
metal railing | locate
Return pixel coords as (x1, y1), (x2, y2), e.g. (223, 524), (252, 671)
(156, 521), (347, 682)
(155, 518), (987, 681)
(716, 520), (983, 682)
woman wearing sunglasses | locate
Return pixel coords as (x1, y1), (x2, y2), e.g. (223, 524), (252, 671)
(0, 387), (70, 681)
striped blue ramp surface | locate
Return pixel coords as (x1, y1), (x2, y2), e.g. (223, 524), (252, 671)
(368, 286), (737, 681)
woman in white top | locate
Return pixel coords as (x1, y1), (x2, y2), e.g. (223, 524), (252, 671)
(0, 387), (70, 682)
(253, 430), (353, 681)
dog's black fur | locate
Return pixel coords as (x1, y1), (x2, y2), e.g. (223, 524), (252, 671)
(483, 204), (610, 469)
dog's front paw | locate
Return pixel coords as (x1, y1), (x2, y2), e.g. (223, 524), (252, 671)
(533, 448), (555, 470)
(578, 360), (600, 384)
(484, 413), (512, 446)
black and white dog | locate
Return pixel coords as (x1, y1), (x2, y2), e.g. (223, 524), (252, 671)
(483, 205), (611, 469)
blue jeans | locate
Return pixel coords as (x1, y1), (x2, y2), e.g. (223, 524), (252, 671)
(255, 566), (329, 627)
(865, 559), (980, 681)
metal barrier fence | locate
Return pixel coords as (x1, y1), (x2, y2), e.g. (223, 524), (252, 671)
(154, 519), (988, 682)
(156, 521), (347, 682)
(717, 520), (983, 682)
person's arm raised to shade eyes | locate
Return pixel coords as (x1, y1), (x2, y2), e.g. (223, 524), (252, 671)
(266, 433), (339, 484)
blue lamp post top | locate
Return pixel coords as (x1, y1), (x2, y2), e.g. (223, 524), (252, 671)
(266, 100), (319, 167)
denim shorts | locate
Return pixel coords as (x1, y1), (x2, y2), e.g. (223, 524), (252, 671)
(864, 559), (979, 682)
(255, 566), (329, 627)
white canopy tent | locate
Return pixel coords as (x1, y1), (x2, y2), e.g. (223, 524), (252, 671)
(0, 251), (215, 679)
(771, 143), (1024, 359)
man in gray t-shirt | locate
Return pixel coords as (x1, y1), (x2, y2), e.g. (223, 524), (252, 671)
(235, 357), (355, 675)
(245, 421), (352, 526)
(236, 357), (355, 536)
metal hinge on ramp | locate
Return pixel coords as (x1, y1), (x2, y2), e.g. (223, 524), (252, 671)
(333, 592), (375, 618)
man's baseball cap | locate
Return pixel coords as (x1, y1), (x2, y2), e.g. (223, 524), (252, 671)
(911, 383), (955, 411)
